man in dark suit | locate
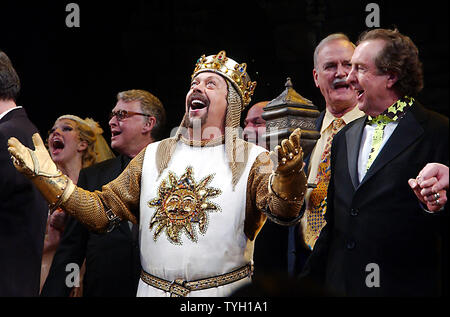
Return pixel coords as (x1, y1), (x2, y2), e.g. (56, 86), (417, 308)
(41, 89), (166, 296)
(0, 50), (48, 296)
(302, 28), (449, 296)
(288, 33), (364, 277)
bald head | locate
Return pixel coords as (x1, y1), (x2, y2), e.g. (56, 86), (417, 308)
(243, 101), (268, 148)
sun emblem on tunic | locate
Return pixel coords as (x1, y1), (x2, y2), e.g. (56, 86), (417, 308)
(148, 167), (222, 244)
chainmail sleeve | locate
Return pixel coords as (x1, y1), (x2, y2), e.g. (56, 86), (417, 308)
(245, 151), (304, 240)
(244, 152), (271, 241)
(60, 148), (145, 232)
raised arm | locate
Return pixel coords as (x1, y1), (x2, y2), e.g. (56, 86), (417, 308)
(8, 133), (142, 232)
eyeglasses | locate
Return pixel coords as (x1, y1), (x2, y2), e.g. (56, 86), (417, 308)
(109, 110), (150, 121)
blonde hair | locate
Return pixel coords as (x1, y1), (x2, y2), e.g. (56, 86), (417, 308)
(56, 115), (115, 168)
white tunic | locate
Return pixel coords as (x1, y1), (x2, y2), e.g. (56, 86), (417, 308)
(137, 140), (266, 297)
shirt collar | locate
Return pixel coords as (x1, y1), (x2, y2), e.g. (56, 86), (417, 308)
(367, 96), (414, 123)
(321, 105), (365, 133)
(0, 106), (22, 121)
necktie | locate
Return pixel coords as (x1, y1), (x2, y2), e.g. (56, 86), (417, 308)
(365, 116), (393, 171)
(304, 118), (345, 249)
(364, 96), (414, 171)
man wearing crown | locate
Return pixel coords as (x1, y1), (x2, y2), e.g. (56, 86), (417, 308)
(8, 51), (307, 297)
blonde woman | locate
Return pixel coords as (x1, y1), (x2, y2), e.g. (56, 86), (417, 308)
(40, 115), (115, 293)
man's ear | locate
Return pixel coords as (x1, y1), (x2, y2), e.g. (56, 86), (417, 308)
(386, 71), (398, 89)
(143, 117), (156, 133)
(313, 68), (320, 88)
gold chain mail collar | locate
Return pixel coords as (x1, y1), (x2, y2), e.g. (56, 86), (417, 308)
(179, 135), (225, 147)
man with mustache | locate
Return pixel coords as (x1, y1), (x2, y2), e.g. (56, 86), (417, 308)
(302, 28), (448, 296)
(288, 33), (364, 277)
(8, 50), (308, 297)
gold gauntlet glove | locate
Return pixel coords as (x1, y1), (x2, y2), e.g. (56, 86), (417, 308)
(269, 128), (307, 217)
(8, 133), (75, 211)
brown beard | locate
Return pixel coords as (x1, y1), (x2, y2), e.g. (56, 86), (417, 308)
(185, 91), (211, 128)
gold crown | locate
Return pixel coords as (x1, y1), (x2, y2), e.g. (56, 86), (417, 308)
(192, 50), (257, 108)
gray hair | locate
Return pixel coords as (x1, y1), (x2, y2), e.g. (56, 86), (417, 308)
(313, 33), (355, 69)
(117, 89), (166, 141)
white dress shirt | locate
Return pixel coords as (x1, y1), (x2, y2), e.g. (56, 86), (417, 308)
(357, 120), (399, 182)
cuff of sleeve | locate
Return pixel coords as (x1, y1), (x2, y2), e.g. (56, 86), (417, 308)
(419, 201), (445, 215)
(261, 205), (304, 226)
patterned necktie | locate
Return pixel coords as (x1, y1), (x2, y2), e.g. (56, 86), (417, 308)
(365, 95), (414, 171)
(304, 118), (345, 249)
(365, 116), (393, 171)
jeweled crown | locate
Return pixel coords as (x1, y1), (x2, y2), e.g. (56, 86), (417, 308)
(192, 50), (257, 108)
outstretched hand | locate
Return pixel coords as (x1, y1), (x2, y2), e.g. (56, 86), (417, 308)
(8, 133), (59, 177)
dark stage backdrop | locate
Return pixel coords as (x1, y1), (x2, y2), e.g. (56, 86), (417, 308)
(1, 0), (448, 144)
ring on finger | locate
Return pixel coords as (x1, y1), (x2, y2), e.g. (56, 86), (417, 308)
(434, 193), (440, 200)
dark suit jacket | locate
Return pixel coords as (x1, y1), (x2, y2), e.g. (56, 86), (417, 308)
(254, 112), (326, 278)
(41, 155), (141, 297)
(287, 111), (325, 276)
(302, 101), (449, 296)
(0, 108), (48, 296)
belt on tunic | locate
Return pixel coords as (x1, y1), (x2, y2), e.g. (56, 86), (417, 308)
(140, 263), (253, 297)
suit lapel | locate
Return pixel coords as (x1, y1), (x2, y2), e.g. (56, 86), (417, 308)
(359, 102), (425, 187)
(345, 116), (366, 189)
(316, 111), (325, 131)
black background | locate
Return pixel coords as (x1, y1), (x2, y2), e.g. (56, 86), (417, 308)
(1, 0), (448, 141)
(0, 0), (449, 304)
